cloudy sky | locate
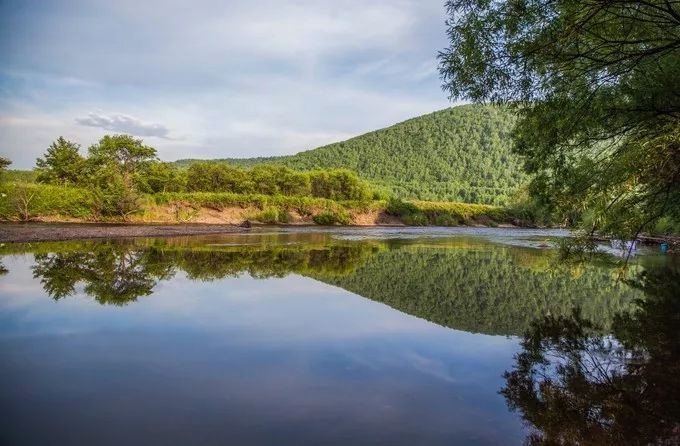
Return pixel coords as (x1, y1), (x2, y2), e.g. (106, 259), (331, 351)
(0, 0), (452, 168)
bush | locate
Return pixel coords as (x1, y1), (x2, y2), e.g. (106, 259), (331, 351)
(431, 213), (459, 226)
(0, 183), (94, 221)
(402, 212), (429, 226)
(651, 216), (680, 236)
(251, 206), (289, 224)
(385, 198), (420, 216)
(313, 209), (350, 225)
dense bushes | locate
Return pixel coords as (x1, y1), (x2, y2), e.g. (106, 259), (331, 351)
(185, 162), (371, 201)
(386, 198), (502, 226)
(312, 210), (350, 225)
(0, 183), (94, 221)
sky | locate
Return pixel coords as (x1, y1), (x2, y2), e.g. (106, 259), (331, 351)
(0, 0), (453, 168)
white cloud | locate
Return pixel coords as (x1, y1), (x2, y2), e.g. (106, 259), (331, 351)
(75, 112), (173, 139)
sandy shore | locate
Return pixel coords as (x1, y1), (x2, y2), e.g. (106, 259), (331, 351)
(0, 223), (245, 243)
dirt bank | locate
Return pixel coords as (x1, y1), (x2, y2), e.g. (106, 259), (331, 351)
(0, 223), (245, 243)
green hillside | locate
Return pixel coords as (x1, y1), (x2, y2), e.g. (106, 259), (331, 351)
(177, 104), (527, 204)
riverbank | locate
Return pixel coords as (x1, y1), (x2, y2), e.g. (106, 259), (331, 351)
(1, 183), (521, 228)
(0, 223), (245, 243)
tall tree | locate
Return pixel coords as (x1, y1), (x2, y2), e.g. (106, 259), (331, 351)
(439, 1), (680, 238)
(87, 134), (157, 188)
(35, 137), (84, 185)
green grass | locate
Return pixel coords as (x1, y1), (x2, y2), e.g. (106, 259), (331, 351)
(0, 182), (94, 221)
(2, 170), (38, 184)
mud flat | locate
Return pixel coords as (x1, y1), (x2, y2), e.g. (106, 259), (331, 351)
(0, 223), (245, 243)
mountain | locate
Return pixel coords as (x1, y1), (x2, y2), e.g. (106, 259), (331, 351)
(177, 104), (527, 204)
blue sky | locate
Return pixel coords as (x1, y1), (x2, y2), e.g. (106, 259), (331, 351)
(0, 0), (452, 168)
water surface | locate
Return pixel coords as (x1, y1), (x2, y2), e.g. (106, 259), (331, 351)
(0, 227), (676, 445)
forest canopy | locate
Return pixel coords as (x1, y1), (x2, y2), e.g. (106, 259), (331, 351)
(439, 0), (680, 238)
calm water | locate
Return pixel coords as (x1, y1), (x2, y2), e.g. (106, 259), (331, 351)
(0, 227), (677, 445)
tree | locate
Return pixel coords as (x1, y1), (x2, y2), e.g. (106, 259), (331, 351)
(439, 1), (680, 238)
(85, 135), (157, 217)
(87, 134), (157, 189)
(35, 137), (84, 185)
(186, 162), (251, 193)
(136, 161), (186, 193)
(0, 156), (10, 181)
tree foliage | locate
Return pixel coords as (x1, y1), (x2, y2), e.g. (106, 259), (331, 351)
(184, 162), (372, 201)
(439, 0), (680, 236)
(0, 156), (12, 172)
(35, 137), (84, 185)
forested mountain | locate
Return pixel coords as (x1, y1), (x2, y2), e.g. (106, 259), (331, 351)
(177, 104), (527, 204)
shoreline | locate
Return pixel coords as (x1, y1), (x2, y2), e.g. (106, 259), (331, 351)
(0, 221), (535, 243)
(2, 222), (675, 248)
(0, 222), (246, 243)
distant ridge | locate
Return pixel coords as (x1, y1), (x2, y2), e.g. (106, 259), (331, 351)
(176, 104), (526, 204)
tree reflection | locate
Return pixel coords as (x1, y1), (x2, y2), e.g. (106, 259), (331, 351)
(33, 245), (176, 305)
(30, 242), (373, 305)
(501, 258), (680, 445)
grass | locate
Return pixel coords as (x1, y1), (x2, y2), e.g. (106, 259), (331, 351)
(0, 182), (94, 221)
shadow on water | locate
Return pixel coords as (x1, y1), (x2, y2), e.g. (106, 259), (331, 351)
(501, 256), (680, 445)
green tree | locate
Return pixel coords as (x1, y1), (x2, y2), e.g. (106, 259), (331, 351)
(35, 137), (84, 185)
(439, 1), (680, 237)
(85, 135), (157, 217)
(0, 156), (11, 181)
(176, 105), (525, 205)
(87, 134), (157, 187)
(186, 162), (251, 193)
(137, 161), (186, 193)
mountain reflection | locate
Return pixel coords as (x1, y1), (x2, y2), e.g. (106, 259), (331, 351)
(9, 237), (644, 336)
(501, 257), (680, 445)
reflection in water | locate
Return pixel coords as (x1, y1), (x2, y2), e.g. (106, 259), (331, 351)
(501, 258), (680, 445)
(33, 249), (174, 304)
(18, 236), (640, 335)
(29, 240), (375, 305)
(0, 231), (676, 444)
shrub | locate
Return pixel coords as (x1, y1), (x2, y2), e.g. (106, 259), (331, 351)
(251, 206), (289, 224)
(431, 213), (459, 226)
(402, 212), (429, 226)
(0, 183), (94, 221)
(651, 216), (680, 236)
(385, 198), (419, 216)
(313, 209), (350, 225)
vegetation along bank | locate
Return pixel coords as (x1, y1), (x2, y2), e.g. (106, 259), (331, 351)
(0, 133), (535, 229)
